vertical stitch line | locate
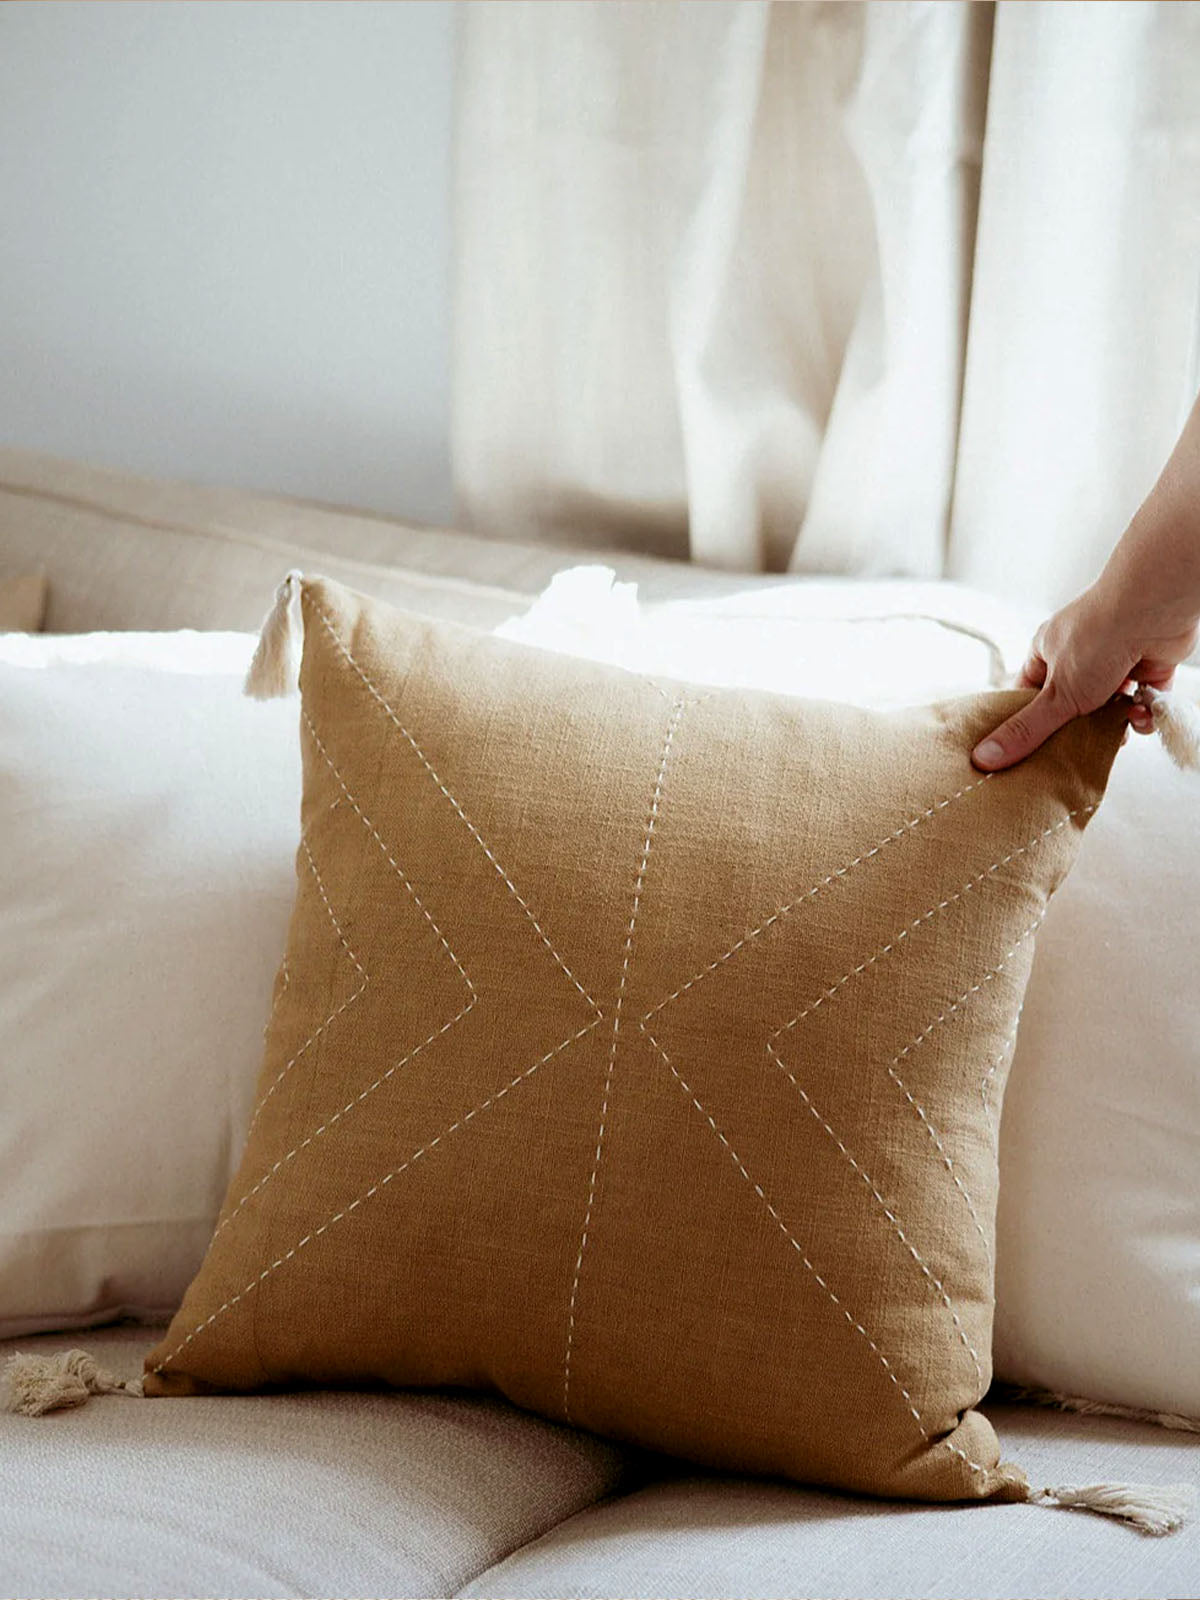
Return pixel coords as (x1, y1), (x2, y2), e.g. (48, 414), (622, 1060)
(562, 696), (686, 1424)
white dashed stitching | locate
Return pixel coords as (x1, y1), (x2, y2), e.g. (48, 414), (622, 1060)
(641, 775), (992, 1028)
(213, 714), (478, 1239)
(881, 919), (1045, 1259)
(152, 1017), (603, 1375)
(769, 809), (1090, 1046)
(307, 594), (603, 1021)
(765, 1048), (985, 1391)
(562, 697), (686, 1423)
(243, 834), (368, 1145)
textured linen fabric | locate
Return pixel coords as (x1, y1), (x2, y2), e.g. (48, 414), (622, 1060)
(455, 4), (1200, 608)
(508, 576), (1200, 1420)
(145, 576), (1124, 1505)
(3, 1332), (1196, 1600)
(947, 1), (1200, 610)
(0, 631), (299, 1337)
(0, 445), (817, 636)
(0, 570), (46, 630)
(458, 1405), (1200, 1600)
(454, 2), (988, 574)
(0, 1322), (628, 1600)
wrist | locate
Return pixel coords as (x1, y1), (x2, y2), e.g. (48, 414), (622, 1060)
(1096, 508), (1200, 639)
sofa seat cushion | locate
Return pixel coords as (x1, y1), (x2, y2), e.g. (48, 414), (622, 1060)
(459, 1405), (1200, 1600)
(0, 1323), (630, 1600)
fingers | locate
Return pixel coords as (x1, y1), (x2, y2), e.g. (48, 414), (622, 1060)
(1016, 651), (1048, 690)
(1133, 662), (1177, 692)
(971, 684), (1078, 771)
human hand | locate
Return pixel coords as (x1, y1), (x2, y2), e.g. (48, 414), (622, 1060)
(971, 579), (1200, 771)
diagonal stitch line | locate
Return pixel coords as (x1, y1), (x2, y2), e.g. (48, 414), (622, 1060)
(307, 593), (603, 1021)
(981, 1011), (1022, 1154)
(257, 799), (342, 1048)
(979, 1011), (1017, 1152)
(243, 834), (368, 1145)
(211, 985), (476, 1244)
(264, 959), (290, 1037)
(209, 711), (482, 1237)
(301, 710), (475, 1003)
(882, 915), (1045, 1259)
(769, 807), (1091, 1048)
(152, 1014), (605, 1375)
(640, 774), (992, 1028)
(639, 1020), (991, 1479)
(562, 696), (686, 1424)
(634, 807), (1097, 1485)
(764, 1045), (985, 1391)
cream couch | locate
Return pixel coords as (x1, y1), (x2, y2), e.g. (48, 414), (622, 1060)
(1, 449), (1197, 1600)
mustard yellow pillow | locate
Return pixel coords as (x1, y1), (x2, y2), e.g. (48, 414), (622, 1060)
(144, 575), (1125, 1507)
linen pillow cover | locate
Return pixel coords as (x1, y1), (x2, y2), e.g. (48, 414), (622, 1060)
(142, 575), (1126, 1508)
(0, 571), (46, 631)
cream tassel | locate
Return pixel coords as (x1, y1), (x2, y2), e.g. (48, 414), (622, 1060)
(1, 1348), (145, 1416)
(1030, 1480), (1195, 1537)
(244, 569), (303, 700)
(1134, 684), (1200, 772)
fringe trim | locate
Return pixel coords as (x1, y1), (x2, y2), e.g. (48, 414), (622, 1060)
(997, 1382), (1200, 1435)
(1, 1348), (145, 1415)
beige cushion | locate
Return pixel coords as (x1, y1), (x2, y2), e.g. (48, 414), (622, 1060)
(0, 571), (46, 631)
(458, 1407), (1200, 1600)
(0, 1322), (626, 1599)
(144, 576), (1123, 1506)
(2, 1326), (1195, 1599)
(0, 447), (789, 635)
(0, 447), (1031, 645)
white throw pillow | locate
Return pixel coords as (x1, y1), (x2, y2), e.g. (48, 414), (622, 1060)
(0, 631), (299, 1337)
(993, 670), (1200, 1419)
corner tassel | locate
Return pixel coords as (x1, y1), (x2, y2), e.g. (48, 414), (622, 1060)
(1, 1348), (145, 1416)
(244, 570), (303, 700)
(1134, 684), (1200, 772)
(1031, 1480), (1195, 1536)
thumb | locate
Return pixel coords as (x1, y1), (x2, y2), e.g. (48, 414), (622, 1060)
(971, 685), (1076, 771)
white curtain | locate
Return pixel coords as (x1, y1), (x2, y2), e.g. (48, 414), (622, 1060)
(452, 1), (1200, 611)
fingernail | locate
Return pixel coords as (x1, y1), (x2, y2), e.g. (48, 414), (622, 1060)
(973, 739), (1004, 767)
